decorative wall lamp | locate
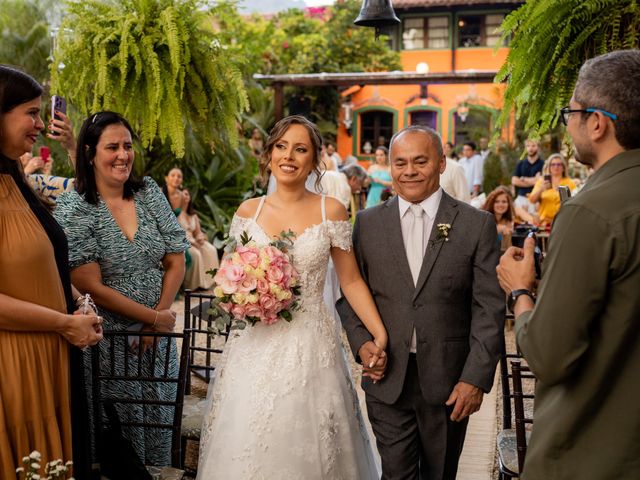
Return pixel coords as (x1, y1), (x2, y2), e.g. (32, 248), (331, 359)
(456, 103), (470, 123)
(341, 101), (354, 136)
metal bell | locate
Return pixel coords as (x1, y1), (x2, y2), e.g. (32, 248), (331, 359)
(354, 0), (400, 29)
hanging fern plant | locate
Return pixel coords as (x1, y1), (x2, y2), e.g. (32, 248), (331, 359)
(51, 0), (247, 158)
(496, 0), (640, 135)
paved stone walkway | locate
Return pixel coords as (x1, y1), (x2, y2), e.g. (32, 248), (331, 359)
(457, 368), (499, 480)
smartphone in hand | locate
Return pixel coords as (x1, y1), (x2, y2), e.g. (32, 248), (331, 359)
(39, 146), (50, 163)
(558, 185), (571, 203)
(51, 96), (67, 136)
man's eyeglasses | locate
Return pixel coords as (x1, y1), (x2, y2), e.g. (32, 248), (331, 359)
(559, 106), (618, 126)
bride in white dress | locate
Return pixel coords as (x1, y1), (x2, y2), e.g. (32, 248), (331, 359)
(197, 116), (387, 479)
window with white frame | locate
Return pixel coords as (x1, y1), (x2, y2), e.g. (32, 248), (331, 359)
(403, 18), (424, 50)
(484, 14), (505, 47)
(427, 16), (449, 48)
(402, 16), (449, 50)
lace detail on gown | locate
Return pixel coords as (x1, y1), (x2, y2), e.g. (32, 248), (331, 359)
(197, 213), (378, 480)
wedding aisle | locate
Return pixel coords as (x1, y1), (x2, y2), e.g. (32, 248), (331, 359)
(172, 295), (499, 478)
(457, 368), (499, 480)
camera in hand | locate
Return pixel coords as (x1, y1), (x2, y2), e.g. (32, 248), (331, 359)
(512, 224), (542, 279)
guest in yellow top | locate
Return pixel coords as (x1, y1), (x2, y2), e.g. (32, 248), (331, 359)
(528, 153), (576, 226)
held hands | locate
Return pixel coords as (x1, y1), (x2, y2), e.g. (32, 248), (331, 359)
(358, 339), (387, 383)
(62, 311), (104, 349)
(496, 236), (536, 294)
(445, 381), (484, 422)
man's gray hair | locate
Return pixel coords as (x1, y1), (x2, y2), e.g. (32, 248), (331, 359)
(342, 164), (368, 182)
(389, 125), (444, 158)
(574, 49), (640, 150)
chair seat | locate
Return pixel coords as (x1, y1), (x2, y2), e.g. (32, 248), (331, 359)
(497, 428), (532, 476)
(146, 465), (184, 480)
(181, 394), (208, 439)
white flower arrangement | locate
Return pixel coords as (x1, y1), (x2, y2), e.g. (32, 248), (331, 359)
(16, 451), (74, 480)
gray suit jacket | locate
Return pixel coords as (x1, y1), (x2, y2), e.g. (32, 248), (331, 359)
(337, 192), (504, 405)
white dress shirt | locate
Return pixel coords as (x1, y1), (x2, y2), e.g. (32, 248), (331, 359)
(440, 158), (470, 203)
(458, 154), (483, 192)
(398, 188), (443, 352)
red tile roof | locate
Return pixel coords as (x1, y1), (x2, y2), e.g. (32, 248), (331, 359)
(393, 0), (522, 8)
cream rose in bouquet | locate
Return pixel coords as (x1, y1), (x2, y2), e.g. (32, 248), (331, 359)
(209, 231), (301, 332)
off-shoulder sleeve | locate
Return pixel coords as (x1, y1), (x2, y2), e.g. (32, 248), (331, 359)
(53, 191), (100, 268)
(28, 174), (75, 201)
(142, 177), (189, 254)
(326, 220), (352, 252)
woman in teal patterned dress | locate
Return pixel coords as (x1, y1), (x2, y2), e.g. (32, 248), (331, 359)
(54, 111), (188, 466)
(365, 146), (392, 208)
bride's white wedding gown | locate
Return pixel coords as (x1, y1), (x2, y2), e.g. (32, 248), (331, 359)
(197, 196), (378, 479)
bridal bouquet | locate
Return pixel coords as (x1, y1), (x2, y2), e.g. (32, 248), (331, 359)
(209, 231), (301, 332)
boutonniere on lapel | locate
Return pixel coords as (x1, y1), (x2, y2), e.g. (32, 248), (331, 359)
(430, 223), (452, 248)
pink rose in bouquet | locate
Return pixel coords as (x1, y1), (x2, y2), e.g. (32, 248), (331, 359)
(210, 230), (301, 331)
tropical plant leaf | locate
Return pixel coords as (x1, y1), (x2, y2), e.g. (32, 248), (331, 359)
(497, 0), (640, 135)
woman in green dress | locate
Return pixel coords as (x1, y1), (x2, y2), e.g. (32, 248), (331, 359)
(54, 111), (188, 465)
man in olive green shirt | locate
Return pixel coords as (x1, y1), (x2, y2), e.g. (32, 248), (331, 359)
(497, 50), (640, 479)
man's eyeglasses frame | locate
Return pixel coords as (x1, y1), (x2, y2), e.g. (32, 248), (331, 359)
(559, 106), (618, 126)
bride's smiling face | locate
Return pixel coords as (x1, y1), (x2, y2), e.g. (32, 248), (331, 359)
(269, 124), (316, 185)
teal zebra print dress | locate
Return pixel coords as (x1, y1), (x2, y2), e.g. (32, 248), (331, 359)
(54, 176), (189, 466)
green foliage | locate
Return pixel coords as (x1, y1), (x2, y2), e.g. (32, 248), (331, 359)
(51, 0), (248, 158)
(210, 1), (401, 127)
(496, 0), (640, 135)
(0, 0), (52, 83)
(482, 150), (520, 192)
(266, 1), (401, 75)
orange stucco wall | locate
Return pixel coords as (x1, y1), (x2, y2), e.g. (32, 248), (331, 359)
(336, 47), (512, 161)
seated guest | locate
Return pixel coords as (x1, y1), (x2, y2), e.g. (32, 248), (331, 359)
(483, 186), (538, 250)
(528, 153), (576, 226)
(177, 189), (218, 290)
(248, 128), (264, 157)
(162, 167), (186, 213)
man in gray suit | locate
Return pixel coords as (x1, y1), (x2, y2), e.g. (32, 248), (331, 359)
(337, 125), (504, 480)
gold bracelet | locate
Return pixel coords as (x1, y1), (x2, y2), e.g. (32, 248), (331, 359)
(152, 310), (159, 329)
